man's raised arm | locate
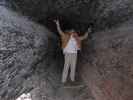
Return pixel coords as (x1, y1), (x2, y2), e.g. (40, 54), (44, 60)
(79, 27), (91, 40)
(54, 20), (64, 36)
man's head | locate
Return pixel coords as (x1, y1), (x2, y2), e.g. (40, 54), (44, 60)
(68, 29), (75, 33)
(65, 29), (77, 35)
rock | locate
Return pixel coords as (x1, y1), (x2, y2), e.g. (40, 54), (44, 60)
(0, 5), (92, 100)
(80, 25), (133, 100)
(0, 5), (50, 100)
(6, 0), (133, 31)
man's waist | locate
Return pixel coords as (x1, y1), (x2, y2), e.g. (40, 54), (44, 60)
(63, 49), (78, 53)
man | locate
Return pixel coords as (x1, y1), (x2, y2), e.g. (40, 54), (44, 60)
(54, 19), (91, 83)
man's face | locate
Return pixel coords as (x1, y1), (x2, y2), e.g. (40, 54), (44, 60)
(68, 29), (75, 35)
(72, 32), (78, 37)
(69, 29), (75, 33)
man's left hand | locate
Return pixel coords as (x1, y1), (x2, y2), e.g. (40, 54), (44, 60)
(87, 27), (91, 33)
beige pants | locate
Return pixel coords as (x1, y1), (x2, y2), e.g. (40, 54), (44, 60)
(62, 53), (77, 83)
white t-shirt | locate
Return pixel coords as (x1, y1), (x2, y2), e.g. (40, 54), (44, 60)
(63, 35), (79, 54)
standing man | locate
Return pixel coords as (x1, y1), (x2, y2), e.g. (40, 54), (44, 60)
(54, 19), (91, 83)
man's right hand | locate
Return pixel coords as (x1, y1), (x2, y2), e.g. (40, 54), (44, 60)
(54, 19), (59, 25)
(54, 19), (64, 35)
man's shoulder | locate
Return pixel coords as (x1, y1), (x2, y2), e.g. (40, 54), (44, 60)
(61, 33), (70, 37)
